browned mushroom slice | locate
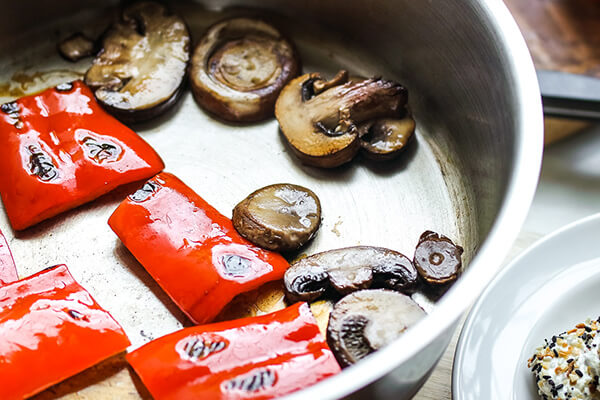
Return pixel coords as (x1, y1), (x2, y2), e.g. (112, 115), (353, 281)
(233, 183), (321, 252)
(275, 71), (408, 168)
(57, 33), (96, 62)
(327, 289), (426, 367)
(284, 246), (418, 303)
(359, 114), (415, 161)
(190, 17), (300, 122)
(85, 1), (190, 123)
(413, 231), (464, 285)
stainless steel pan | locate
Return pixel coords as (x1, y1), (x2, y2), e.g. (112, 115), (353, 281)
(0, 0), (542, 398)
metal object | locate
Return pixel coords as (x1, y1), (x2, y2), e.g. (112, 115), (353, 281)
(538, 69), (600, 120)
(0, 0), (542, 398)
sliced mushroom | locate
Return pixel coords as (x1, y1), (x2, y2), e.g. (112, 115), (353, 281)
(57, 33), (96, 62)
(190, 17), (300, 122)
(413, 231), (464, 285)
(85, 1), (190, 123)
(275, 71), (408, 168)
(327, 289), (426, 367)
(284, 246), (418, 303)
(359, 114), (415, 161)
(233, 183), (321, 252)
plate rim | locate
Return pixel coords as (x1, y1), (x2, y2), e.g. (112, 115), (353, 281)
(452, 212), (600, 399)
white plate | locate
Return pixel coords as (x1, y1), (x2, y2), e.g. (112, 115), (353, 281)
(452, 213), (600, 400)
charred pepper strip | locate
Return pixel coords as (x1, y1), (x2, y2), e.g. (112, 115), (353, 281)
(0, 80), (164, 230)
(127, 302), (340, 399)
(0, 265), (130, 400)
(108, 172), (290, 324)
(0, 228), (17, 285)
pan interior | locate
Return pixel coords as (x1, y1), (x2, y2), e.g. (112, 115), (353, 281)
(0, 4), (475, 348)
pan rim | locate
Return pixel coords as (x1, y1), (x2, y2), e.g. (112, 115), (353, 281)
(280, 0), (544, 397)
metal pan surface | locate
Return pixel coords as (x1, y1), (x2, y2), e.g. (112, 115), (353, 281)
(0, 0), (542, 398)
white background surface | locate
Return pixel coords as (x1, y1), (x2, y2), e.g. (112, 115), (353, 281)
(525, 124), (600, 235)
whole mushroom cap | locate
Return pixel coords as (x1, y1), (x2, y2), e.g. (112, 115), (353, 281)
(232, 183), (321, 252)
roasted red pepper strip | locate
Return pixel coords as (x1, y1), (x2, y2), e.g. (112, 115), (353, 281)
(127, 302), (340, 399)
(0, 80), (164, 230)
(109, 172), (290, 324)
(0, 228), (17, 285)
(0, 265), (131, 400)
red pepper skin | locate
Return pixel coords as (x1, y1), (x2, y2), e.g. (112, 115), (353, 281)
(108, 172), (290, 324)
(0, 228), (17, 285)
(127, 302), (340, 399)
(0, 80), (164, 230)
(0, 265), (130, 400)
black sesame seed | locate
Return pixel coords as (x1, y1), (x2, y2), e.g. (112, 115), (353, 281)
(543, 375), (551, 380)
(556, 384), (564, 390)
(567, 358), (574, 363)
(553, 349), (559, 357)
(575, 369), (583, 377)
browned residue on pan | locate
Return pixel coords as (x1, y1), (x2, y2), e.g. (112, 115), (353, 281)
(0, 69), (84, 99)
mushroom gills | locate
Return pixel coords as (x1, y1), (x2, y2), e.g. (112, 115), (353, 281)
(190, 17), (300, 122)
(85, 1), (190, 123)
(232, 183), (321, 252)
(327, 289), (426, 367)
(284, 246), (418, 303)
(275, 71), (408, 168)
(413, 231), (464, 285)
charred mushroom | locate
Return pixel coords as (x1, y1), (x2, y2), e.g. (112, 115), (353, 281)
(190, 17), (300, 122)
(413, 231), (464, 285)
(233, 183), (321, 252)
(57, 33), (96, 62)
(359, 114), (415, 161)
(85, 1), (190, 123)
(284, 246), (418, 303)
(275, 70), (408, 168)
(327, 289), (425, 367)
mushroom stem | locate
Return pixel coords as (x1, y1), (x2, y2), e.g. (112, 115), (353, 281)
(313, 78), (407, 136)
(313, 70), (349, 94)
